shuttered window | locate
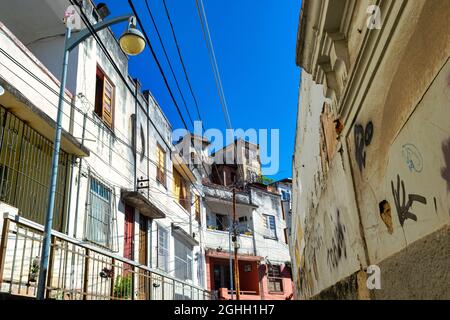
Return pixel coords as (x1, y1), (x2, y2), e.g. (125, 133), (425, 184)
(156, 144), (166, 185)
(195, 194), (201, 224)
(173, 168), (190, 212)
(94, 66), (114, 129)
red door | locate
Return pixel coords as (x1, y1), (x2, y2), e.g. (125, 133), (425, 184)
(124, 205), (135, 261)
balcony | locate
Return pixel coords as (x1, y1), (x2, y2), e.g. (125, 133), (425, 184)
(0, 22), (88, 158)
(204, 229), (254, 255)
(0, 210), (214, 300)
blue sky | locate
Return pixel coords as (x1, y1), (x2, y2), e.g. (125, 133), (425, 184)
(99, 0), (301, 181)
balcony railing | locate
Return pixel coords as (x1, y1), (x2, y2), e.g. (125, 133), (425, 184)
(0, 212), (215, 300)
(204, 229), (254, 255)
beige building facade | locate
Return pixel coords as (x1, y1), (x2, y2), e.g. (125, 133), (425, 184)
(291, 0), (450, 299)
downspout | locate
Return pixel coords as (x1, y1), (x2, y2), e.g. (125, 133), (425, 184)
(70, 112), (86, 294)
(146, 93), (151, 268)
(133, 80), (138, 191)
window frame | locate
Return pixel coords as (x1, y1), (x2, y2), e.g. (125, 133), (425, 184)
(174, 237), (193, 281)
(156, 143), (166, 186)
(85, 176), (116, 250)
(157, 225), (169, 272)
(267, 265), (284, 293)
(263, 214), (277, 240)
(173, 168), (191, 212)
(94, 65), (115, 130)
(194, 194), (201, 224)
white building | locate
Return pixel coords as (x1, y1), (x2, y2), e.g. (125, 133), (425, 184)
(0, 0), (210, 300)
(200, 142), (294, 300)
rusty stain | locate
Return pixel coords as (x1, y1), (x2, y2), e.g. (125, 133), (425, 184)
(379, 200), (394, 234)
(441, 138), (450, 191)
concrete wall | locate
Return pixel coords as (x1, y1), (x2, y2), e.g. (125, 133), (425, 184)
(292, 0), (450, 299)
(250, 187), (291, 264)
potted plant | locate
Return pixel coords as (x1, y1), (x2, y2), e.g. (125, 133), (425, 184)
(113, 274), (132, 299)
(28, 256), (40, 284)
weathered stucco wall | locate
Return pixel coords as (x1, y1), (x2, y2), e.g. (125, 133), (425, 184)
(293, 0), (450, 299)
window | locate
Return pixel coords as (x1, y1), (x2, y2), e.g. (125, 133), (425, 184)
(263, 214), (277, 239)
(215, 214), (228, 231)
(95, 66), (114, 129)
(268, 265), (283, 293)
(194, 194), (201, 224)
(86, 177), (115, 249)
(174, 238), (192, 281)
(157, 225), (169, 272)
(238, 216), (250, 234)
(281, 190), (290, 202)
(173, 168), (190, 212)
(156, 144), (166, 185)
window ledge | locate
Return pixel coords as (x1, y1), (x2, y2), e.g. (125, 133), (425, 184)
(92, 111), (115, 136)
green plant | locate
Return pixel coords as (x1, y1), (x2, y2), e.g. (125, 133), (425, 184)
(28, 256), (40, 283)
(113, 274), (132, 299)
(258, 175), (274, 185)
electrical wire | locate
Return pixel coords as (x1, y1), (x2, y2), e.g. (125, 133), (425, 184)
(160, 0), (204, 128)
(142, 0), (195, 128)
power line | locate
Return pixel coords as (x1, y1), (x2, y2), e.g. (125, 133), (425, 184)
(194, 0), (232, 130)
(161, 0), (204, 129)
(68, 0), (178, 151)
(142, 0), (194, 128)
(127, 0), (189, 131)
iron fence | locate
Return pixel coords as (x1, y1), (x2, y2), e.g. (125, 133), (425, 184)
(0, 105), (70, 232)
(0, 213), (215, 300)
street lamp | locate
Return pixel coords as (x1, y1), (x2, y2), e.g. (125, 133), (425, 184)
(37, 12), (145, 300)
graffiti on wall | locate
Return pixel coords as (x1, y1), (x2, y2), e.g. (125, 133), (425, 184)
(326, 210), (347, 269)
(391, 174), (427, 226)
(402, 143), (423, 173)
(354, 121), (374, 172)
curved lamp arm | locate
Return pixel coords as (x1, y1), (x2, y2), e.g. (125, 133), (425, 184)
(65, 14), (133, 52)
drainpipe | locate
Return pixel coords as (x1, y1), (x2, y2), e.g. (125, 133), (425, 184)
(149, 219), (153, 268)
(72, 113), (87, 239)
(133, 79), (140, 191)
(70, 112), (87, 295)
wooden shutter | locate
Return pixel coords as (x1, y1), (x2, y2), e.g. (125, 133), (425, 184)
(156, 145), (165, 184)
(173, 169), (181, 203)
(102, 77), (114, 128)
(195, 195), (201, 223)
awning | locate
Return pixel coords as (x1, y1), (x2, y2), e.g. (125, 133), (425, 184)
(121, 190), (166, 219)
(0, 78), (89, 157)
(171, 223), (199, 247)
(205, 249), (263, 262)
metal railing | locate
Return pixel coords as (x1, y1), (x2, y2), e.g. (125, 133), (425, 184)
(0, 106), (70, 232)
(0, 213), (215, 300)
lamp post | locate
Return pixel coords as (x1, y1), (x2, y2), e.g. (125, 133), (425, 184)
(36, 12), (145, 300)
